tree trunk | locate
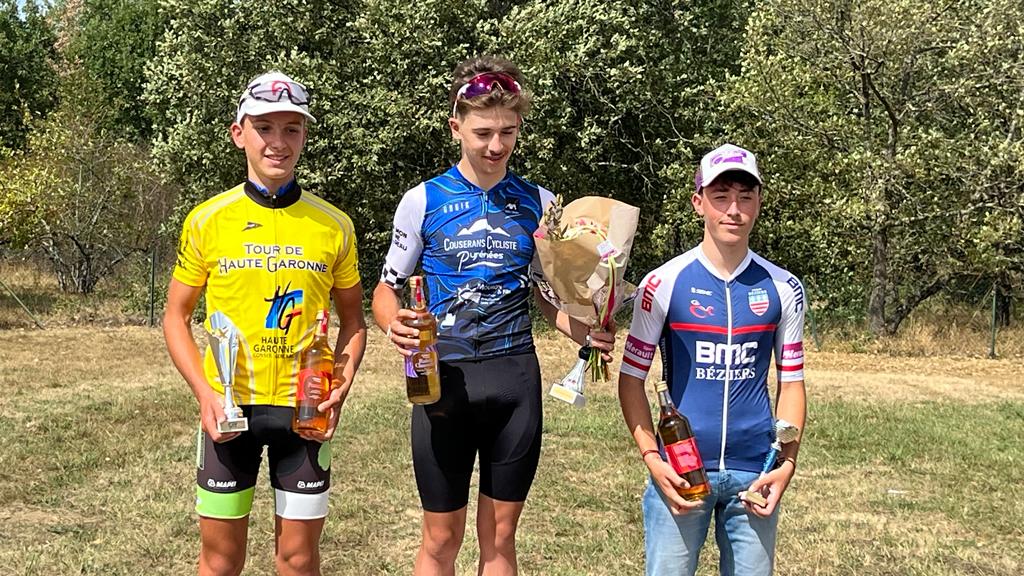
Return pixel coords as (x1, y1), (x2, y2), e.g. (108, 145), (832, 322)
(996, 283), (1012, 328)
(867, 226), (888, 336)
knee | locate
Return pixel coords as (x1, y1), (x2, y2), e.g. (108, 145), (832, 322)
(486, 519), (518, 552)
(421, 522), (465, 561)
(200, 549), (245, 576)
(275, 548), (319, 575)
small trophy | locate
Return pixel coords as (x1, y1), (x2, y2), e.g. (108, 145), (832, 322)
(740, 419), (801, 507)
(760, 418), (801, 475)
(207, 311), (249, 433)
(549, 337), (592, 408)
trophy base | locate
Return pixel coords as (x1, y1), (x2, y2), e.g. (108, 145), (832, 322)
(739, 490), (768, 507)
(549, 383), (586, 408)
(217, 417), (249, 433)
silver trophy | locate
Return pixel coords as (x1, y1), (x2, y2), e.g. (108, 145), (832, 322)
(207, 311), (249, 433)
(549, 337), (591, 408)
(760, 418), (801, 475)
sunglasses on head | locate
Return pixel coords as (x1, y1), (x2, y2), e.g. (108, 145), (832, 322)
(243, 79), (310, 106)
(451, 72), (522, 117)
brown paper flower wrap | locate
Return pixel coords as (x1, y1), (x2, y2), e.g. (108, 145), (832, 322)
(532, 195), (640, 405)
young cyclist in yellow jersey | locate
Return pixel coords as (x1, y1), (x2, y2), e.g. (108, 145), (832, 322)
(163, 71), (367, 576)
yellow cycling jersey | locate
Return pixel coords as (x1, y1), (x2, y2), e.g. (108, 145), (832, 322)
(173, 182), (360, 407)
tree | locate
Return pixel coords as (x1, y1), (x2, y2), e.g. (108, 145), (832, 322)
(146, 0), (754, 286)
(4, 71), (172, 293)
(0, 0), (58, 151)
(59, 0), (168, 140)
(722, 0), (1008, 334)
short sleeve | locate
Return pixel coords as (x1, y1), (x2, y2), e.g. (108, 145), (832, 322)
(774, 274), (806, 382)
(171, 207), (208, 287)
(621, 269), (671, 380)
(333, 213), (361, 289)
(380, 184), (426, 289)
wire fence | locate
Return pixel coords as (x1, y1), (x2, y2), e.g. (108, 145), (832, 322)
(1, 248), (1020, 358)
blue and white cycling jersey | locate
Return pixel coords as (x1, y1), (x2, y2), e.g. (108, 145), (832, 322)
(380, 166), (555, 361)
(621, 247), (806, 473)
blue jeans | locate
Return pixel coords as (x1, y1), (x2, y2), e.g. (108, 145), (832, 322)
(643, 469), (778, 576)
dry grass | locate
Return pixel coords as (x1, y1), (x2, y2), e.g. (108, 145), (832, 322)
(0, 324), (1022, 575)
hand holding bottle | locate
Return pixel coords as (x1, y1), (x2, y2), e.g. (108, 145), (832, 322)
(386, 308), (421, 357)
(643, 451), (705, 515)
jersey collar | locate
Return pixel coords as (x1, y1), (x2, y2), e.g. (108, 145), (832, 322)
(696, 246), (754, 282)
(243, 179), (302, 209)
(447, 165), (514, 193)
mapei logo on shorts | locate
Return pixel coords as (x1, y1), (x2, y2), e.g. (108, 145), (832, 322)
(641, 275), (662, 312)
(689, 299), (714, 319)
(265, 282), (303, 334)
(297, 480), (325, 490)
(748, 288), (770, 316)
(207, 478), (237, 489)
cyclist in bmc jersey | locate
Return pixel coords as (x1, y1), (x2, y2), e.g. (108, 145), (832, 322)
(371, 55), (616, 576)
(164, 71), (367, 576)
(618, 144), (806, 576)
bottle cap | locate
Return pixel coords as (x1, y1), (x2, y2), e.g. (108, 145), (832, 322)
(655, 380), (668, 393)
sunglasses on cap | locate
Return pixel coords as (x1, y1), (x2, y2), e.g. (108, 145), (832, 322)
(451, 72), (522, 117)
(242, 79), (311, 106)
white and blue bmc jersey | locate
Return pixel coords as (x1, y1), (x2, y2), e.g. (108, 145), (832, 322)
(621, 247), (806, 473)
(380, 166), (555, 361)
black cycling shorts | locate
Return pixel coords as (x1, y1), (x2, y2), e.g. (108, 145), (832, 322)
(411, 352), (543, 513)
(195, 405), (331, 520)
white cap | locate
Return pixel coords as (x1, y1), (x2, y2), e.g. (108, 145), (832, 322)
(235, 71), (316, 124)
(695, 143), (762, 193)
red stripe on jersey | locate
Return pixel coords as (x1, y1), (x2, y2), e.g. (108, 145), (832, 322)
(623, 356), (651, 371)
(670, 323), (777, 335)
(778, 363), (804, 371)
(733, 324), (777, 334)
(671, 323), (727, 334)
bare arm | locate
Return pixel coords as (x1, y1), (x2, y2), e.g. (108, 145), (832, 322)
(371, 281), (419, 356)
(744, 378), (806, 517)
(618, 372), (700, 514)
(532, 286), (616, 360)
(312, 283), (367, 441)
(163, 278), (237, 442)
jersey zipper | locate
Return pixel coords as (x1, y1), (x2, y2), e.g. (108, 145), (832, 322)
(720, 277), (732, 471)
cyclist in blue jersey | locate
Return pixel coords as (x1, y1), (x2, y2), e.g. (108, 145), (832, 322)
(371, 55), (616, 576)
(618, 144), (807, 576)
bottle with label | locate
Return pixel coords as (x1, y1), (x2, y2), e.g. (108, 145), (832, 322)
(655, 380), (710, 501)
(293, 309), (332, 434)
(404, 276), (441, 405)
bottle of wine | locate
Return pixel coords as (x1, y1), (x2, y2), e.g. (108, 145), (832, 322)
(655, 380), (710, 501)
(293, 309), (332, 434)
(404, 276), (441, 405)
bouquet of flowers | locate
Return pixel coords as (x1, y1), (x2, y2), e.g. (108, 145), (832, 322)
(533, 195), (640, 407)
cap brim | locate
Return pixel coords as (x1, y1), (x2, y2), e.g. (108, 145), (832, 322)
(236, 100), (316, 124)
(701, 165), (762, 189)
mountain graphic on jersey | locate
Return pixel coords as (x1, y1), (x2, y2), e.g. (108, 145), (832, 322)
(456, 218), (511, 237)
(748, 287), (770, 316)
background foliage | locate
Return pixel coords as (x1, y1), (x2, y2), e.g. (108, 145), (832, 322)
(1, 0), (1021, 330)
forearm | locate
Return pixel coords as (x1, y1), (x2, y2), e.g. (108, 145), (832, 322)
(163, 310), (214, 403)
(618, 373), (659, 453)
(332, 321), (366, 399)
(533, 286), (589, 346)
(775, 379), (806, 462)
(371, 282), (402, 333)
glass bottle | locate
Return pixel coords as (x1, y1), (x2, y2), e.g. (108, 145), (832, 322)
(293, 309), (332, 434)
(655, 380), (711, 501)
(404, 276), (441, 405)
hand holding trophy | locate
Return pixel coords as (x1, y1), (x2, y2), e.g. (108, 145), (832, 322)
(207, 311), (249, 433)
